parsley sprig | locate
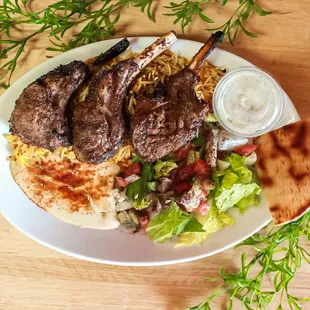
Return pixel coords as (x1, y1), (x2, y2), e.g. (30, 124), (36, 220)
(189, 211), (310, 310)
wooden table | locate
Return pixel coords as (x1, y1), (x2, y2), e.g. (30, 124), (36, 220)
(1, 1), (309, 309)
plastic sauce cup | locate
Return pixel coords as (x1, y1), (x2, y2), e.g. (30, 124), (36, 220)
(212, 67), (284, 138)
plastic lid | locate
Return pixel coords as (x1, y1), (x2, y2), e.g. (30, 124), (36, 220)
(212, 67), (284, 138)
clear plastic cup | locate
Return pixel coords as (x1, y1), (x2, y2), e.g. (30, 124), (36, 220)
(212, 67), (284, 138)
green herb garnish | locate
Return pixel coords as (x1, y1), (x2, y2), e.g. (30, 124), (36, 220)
(164, 0), (271, 43)
(189, 211), (310, 310)
(0, 0), (155, 87)
(208, 0), (272, 45)
(164, 1), (213, 33)
(0, 0), (271, 87)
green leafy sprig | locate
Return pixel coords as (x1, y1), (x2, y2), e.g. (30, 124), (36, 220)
(0, 0), (272, 87)
(209, 0), (272, 45)
(164, 0), (271, 43)
(0, 0), (154, 86)
(189, 211), (310, 310)
(164, 1), (213, 32)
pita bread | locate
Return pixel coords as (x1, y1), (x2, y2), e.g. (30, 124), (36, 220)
(254, 119), (310, 225)
(11, 158), (121, 230)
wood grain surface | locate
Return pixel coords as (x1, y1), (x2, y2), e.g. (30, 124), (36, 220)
(1, 1), (310, 309)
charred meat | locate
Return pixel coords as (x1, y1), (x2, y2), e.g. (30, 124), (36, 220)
(9, 61), (88, 151)
(67, 38), (131, 136)
(91, 38), (130, 68)
(72, 31), (178, 164)
(131, 31), (224, 162)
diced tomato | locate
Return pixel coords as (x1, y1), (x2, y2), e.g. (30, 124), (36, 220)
(234, 144), (257, 157)
(123, 162), (141, 177)
(197, 201), (210, 216)
(139, 215), (150, 229)
(114, 176), (127, 188)
(193, 159), (211, 176)
(175, 181), (192, 193)
(174, 143), (192, 160)
(178, 163), (196, 181)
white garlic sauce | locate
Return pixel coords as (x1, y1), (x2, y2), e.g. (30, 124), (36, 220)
(216, 71), (279, 135)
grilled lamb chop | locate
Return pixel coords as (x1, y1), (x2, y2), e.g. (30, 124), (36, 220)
(9, 61), (88, 151)
(67, 38), (131, 137)
(131, 31), (224, 162)
(72, 31), (178, 164)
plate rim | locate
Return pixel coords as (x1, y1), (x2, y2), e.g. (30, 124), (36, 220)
(2, 209), (272, 266)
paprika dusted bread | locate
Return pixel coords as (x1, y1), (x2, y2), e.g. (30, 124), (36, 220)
(10, 159), (121, 230)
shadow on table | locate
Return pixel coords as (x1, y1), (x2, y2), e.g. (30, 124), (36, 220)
(149, 251), (241, 310)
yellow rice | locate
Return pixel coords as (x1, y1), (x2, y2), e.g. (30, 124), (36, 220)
(5, 50), (224, 166)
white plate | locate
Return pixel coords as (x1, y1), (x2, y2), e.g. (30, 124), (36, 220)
(0, 37), (300, 266)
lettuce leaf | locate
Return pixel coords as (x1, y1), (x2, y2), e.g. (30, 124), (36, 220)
(222, 172), (238, 189)
(228, 153), (252, 183)
(183, 217), (205, 232)
(228, 152), (245, 171)
(175, 205), (235, 247)
(154, 161), (177, 179)
(146, 201), (202, 243)
(215, 183), (261, 213)
(212, 153), (261, 213)
(236, 192), (259, 214)
(175, 232), (208, 248)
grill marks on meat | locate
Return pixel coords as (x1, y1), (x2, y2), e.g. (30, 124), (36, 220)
(132, 70), (206, 162)
(131, 32), (224, 162)
(72, 31), (177, 164)
(9, 32), (224, 166)
(73, 59), (139, 163)
(9, 61), (88, 151)
(67, 39), (131, 140)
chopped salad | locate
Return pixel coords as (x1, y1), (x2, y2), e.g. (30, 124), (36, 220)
(113, 116), (261, 247)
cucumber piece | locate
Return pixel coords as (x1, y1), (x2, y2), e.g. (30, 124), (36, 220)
(245, 152), (257, 166)
(217, 159), (230, 171)
(128, 209), (141, 225)
(117, 211), (132, 225)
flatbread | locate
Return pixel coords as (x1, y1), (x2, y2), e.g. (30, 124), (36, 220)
(11, 158), (121, 230)
(254, 119), (310, 225)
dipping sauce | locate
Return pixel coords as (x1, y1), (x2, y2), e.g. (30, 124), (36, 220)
(213, 67), (284, 137)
